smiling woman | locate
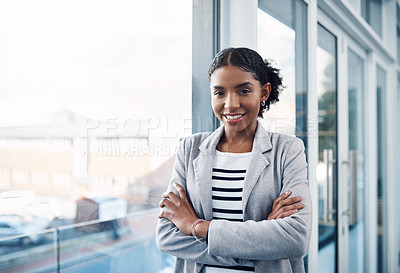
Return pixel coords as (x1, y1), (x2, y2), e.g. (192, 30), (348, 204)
(210, 66), (269, 139)
(207, 48), (283, 154)
(211, 68), (266, 145)
(156, 47), (312, 273)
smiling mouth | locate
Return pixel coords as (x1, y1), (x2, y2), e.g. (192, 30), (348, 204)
(223, 114), (245, 120)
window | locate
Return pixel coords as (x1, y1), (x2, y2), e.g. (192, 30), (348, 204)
(347, 49), (366, 273)
(397, 4), (400, 66)
(0, 0), (192, 271)
(257, 0), (308, 143)
(376, 65), (387, 273)
(317, 24), (338, 273)
(347, 0), (359, 11)
(398, 74), (400, 270)
(361, 0), (383, 37)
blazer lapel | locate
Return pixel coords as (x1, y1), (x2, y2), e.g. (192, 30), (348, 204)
(242, 122), (272, 215)
(193, 152), (213, 220)
(193, 126), (224, 221)
(193, 121), (272, 220)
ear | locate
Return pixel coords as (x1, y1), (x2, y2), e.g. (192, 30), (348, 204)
(261, 83), (271, 102)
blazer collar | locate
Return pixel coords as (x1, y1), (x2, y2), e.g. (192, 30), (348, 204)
(198, 124), (224, 152)
(252, 120), (273, 153)
(198, 120), (273, 153)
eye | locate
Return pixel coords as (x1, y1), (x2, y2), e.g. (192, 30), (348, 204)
(214, 91), (225, 97)
(238, 89), (251, 95)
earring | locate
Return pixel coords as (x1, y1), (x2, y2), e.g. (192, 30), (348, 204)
(261, 101), (266, 107)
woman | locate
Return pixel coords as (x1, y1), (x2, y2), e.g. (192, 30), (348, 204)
(156, 47), (312, 273)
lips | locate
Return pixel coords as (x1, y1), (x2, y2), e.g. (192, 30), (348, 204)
(223, 114), (244, 120)
(222, 114), (245, 123)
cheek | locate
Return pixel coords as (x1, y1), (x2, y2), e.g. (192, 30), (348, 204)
(211, 102), (218, 116)
(211, 99), (221, 112)
(244, 98), (261, 111)
(246, 102), (261, 117)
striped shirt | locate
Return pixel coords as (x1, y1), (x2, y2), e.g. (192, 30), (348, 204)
(204, 150), (255, 273)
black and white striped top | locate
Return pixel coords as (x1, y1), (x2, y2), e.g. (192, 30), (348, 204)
(204, 150), (255, 273)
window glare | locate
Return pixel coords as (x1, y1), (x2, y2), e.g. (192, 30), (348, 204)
(0, 1), (191, 271)
(0, 0), (192, 126)
(257, 9), (296, 135)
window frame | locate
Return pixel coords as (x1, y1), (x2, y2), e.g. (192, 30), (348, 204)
(192, 0), (220, 133)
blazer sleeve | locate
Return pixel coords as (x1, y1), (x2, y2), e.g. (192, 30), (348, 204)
(207, 137), (312, 260)
(156, 138), (248, 266)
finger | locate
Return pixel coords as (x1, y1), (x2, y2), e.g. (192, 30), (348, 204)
(158, 210), (172, 220)
(273, 193), (296, 212)
(162, 191), (181, 205)
(268, 205), (284, 219)
(280, 202), (305, 212)
(159, 198), (176, 210)
(173, 183), (187, 200)
(268, 208), (299, 220)
(267, 211), (278, 220)
(271, 202), (304, 219)
(279, 196), (303, 207)
(276, 209), (299, 219)
(272, 191), (291, 210)
(275, 196), (302, 212)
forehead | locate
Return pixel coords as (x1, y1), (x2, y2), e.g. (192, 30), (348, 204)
(210, 65), (258, 87)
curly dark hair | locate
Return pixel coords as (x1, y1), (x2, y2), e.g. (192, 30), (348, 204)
(208, 47), (284, 118)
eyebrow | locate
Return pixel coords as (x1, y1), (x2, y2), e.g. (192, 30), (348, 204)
(212, 82), (254, 89)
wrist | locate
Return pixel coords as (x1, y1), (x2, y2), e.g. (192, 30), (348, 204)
(194, 220), (210, 239)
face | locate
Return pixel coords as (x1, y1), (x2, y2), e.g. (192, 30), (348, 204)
(210, 65), (270, 136)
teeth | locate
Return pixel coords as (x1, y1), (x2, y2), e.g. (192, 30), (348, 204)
(225, 114), (243, 120)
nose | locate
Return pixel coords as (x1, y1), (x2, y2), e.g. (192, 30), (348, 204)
(224, 93), (240, 109)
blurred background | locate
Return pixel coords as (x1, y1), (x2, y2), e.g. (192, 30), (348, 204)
(0, 0), (399, 272)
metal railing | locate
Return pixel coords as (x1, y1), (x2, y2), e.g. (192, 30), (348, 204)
(0, 209), (173, 273)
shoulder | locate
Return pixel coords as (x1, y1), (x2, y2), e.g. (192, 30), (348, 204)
(179, 132), (212, 149)
(176, 132), (213, 158)
(265, 132), (306, 165)
(261, 132), (307, 173)
(255, 121), (304, 154)
(268, 132), (305, 151)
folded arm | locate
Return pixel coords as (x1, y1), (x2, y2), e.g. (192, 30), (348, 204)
(207, 138), (312, 260)
(156, 138), (248, 266)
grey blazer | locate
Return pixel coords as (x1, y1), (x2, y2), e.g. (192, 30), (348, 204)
(156, 121), (312, 273)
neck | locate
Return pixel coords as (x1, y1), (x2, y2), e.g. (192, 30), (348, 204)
(218, 122), (258, 153)
(223, 129), (255, 144)
(225, 120), (257, 141)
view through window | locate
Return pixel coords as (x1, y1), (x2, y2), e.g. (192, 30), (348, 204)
(0, 1), (192, 272)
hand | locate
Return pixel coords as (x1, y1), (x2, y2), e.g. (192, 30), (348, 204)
(267, 191), (304, 220)
(158, 183), (199, 235)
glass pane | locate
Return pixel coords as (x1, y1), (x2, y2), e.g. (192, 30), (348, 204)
(347, 49), (365, 273)
(347, 0), (359, 10)
(376, 66), (387, 273)
(361, 0), (382, 37)
(397, 26), (400, 66)
(0, 229), (57, 272)
(58, 211), (170, 273)
(257, 10), (296, 135)
(257, 0), (308, 143)
(397, 4), (400, 66)
(398, 75), (400, 267)
(317, 24), (337, 273)
(0, 0), (192, 272)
